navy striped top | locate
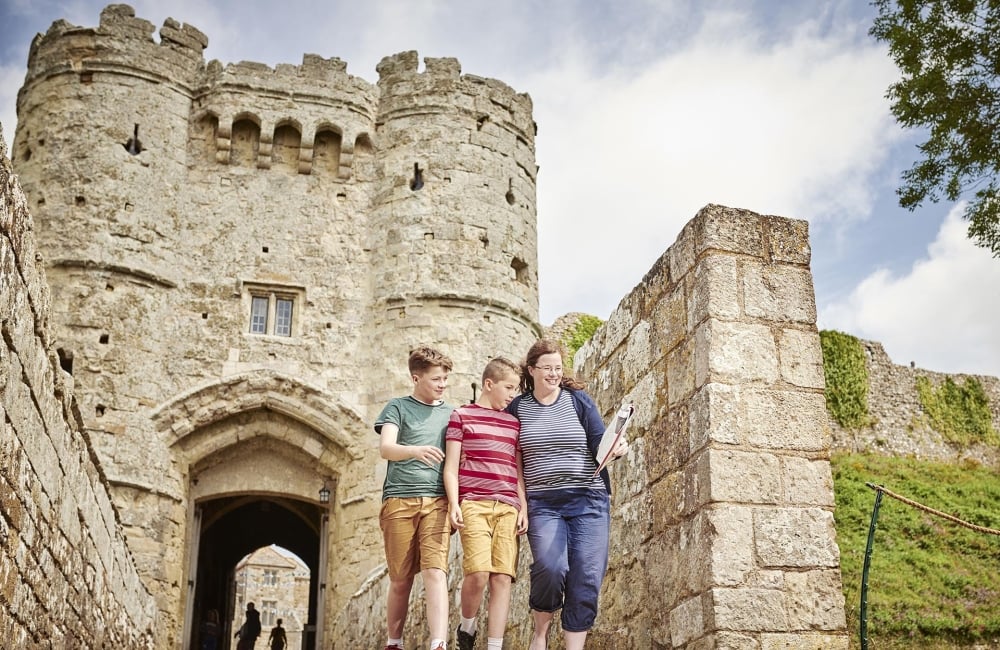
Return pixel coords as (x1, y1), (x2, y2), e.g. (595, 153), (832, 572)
(514, 389), (605, 492)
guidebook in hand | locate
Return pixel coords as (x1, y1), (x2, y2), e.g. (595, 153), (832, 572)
(593, 402), (634, 476)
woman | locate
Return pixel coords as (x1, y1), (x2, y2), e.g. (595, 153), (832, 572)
(507, 339), (626, 650)
(200, 609), (220, 650)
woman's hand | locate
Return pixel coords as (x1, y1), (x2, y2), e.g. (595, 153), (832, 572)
(611, 438), (629, 460)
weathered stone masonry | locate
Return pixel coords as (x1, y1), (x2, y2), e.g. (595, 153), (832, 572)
(5, 4), (851, 649)
(568, 205), (849, 649)
(1, 128), (157, 648)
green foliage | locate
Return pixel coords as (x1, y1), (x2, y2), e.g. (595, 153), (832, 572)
(916, 375), (1000, 446)
(870, 0), (1000, 255)
(820, 330), (873, 429)
(562, 314), (603, 370)
(833, 453), (1000, 648)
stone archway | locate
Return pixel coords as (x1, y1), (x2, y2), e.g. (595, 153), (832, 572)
(151, 372), (382, 650)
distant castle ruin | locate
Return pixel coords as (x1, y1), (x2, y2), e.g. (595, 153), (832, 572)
(2, 5), (851, 649)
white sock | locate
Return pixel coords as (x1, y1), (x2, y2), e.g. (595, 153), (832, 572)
(487, 638), (503, 650)
(460, 616), (477, 634)
(430, 639), (446, 649)
(387, 638), (403, 649)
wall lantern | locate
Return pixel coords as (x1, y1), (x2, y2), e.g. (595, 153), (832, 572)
(318, 481), (331, 504)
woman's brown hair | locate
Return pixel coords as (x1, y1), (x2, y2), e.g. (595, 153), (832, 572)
(520, 339), (586, 393)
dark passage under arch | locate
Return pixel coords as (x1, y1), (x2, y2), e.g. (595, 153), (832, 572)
(189, 495), (327, 650)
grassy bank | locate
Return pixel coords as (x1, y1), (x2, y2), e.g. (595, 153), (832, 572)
(832, 453), (1000, 648)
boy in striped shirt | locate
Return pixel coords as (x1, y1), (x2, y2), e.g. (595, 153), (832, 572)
(444, 358), (528, 650)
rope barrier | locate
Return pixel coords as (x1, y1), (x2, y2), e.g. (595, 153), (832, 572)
(864, 482), (1000, 536)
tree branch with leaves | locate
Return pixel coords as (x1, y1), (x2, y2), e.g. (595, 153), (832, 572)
(871, 0), (1000, 254)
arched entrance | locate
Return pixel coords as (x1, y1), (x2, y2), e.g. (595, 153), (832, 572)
(154, 372), (379, 650)
(189, 494), (328, 650)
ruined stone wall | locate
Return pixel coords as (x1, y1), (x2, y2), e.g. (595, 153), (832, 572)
(1, 128), (157, 648)
(830, 340), (1000, 466)
(558, 205), (848, 649)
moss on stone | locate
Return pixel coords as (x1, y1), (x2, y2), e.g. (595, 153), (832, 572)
(820, 330), (873, 429)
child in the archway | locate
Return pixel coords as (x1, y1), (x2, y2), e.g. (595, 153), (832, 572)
(444, 357), (528, 650)
(267, 618), (287, 650)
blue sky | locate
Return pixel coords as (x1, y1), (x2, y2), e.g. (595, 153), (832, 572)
(2, 0), (998, 378)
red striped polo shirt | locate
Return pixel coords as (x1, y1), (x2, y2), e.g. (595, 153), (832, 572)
(446, 404), (521, 509)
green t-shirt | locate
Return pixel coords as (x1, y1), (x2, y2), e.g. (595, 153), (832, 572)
(374, 396), (454, 499)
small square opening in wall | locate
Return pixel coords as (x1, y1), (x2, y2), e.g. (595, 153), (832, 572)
(262, 246), (269, 253)
(202, 313), (209, 319)
(99, 333), (110, 344)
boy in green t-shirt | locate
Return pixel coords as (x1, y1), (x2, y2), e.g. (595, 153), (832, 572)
(375, 346), (455, 650)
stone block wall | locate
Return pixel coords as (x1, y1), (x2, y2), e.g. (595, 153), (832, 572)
(1, 128), (157, 648)
(830, 340), (1000, 466)
(564, 204), (848, 649)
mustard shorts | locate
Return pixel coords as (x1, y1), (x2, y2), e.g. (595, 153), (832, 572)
(459, 499), (520, 578)
(380, 496), (450, 580)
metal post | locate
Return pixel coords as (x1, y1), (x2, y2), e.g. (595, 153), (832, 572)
(860, 483), (885, 650)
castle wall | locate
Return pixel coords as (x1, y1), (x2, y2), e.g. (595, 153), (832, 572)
(1, 128), (157, 648)
(8, 5), (859, 649)
(10, 5), (541, 648)
(366, 50), (541, 404)
(558, 205), (848, 649)
(830, 340), (1000, 465)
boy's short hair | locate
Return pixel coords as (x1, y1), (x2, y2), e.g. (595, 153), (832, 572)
(408, 346), (453, 374)
(482, 357), (520, 384)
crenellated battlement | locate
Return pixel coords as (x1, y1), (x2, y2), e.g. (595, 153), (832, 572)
(375, 50), (535, 144)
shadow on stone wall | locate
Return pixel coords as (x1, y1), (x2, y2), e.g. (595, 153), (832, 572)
(0, 127), (158, 648)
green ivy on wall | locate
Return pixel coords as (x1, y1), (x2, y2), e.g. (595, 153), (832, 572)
(563, 314), (603, 370)
(915, 375), (999, 446)
(820, 330), (873, 429)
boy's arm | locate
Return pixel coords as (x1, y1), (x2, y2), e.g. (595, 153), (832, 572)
(515, 448), (528, 534)
(444, 439), (464, 529)
(378, 423), (445, 466)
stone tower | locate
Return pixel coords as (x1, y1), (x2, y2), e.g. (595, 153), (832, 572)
(11, 4), (539, 648)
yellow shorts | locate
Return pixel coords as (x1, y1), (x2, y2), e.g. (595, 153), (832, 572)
(380, 496), (450, 580)
(458, 499), (519, 578)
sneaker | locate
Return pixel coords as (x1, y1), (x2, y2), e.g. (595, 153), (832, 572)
(456, 625), (476, 650)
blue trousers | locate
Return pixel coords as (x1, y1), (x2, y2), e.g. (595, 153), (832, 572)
(525, 488), (610, 632)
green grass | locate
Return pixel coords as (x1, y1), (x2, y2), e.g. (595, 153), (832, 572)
(833, 453), (1000, 648)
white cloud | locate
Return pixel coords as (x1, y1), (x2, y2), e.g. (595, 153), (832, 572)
(820, 204), (1000, 376)
(528, 10), (902, 322)
(0, 64), (22, 151)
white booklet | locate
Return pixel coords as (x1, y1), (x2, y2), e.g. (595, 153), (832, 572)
(593, 402), (634, 475)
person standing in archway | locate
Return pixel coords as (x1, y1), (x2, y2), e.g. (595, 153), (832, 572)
(235, 602), (262, 650)
(267, 618), (287, 650)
